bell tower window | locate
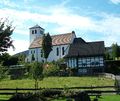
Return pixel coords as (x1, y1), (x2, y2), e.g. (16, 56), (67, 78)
(35, 30), (37, 34)
(32, 30), (34, 34)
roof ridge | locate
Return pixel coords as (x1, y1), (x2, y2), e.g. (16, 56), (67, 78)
(87, 41), (104, 43)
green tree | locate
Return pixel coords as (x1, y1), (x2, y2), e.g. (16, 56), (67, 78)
(112, 43), (120, 60)
(17, 54), (26, 64)
(105, 51), (110, 60)
(0, 19), (14, 53)
(0, 53), (19, 66)
(0, 53), (10, 64)
(3, 56), (19, 66)
(0, 64), (7, 80)
(32, 62), (43, 90)
(42, 33), (52, 62)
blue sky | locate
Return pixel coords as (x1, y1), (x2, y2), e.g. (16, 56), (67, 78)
(0, 0), (120, 55)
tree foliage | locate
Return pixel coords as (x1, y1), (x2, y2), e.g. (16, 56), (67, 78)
(0, 64), (8, 80)
(31, 62), (44, 89)
(105, 51), (110, 60)
(42, 33), (52, 62)
(0, 53), (19, 66)
(43, 62), (59, 76)
(112, 43), (120, 60)
(17, 54), (26, 64)
(32, 62), (43, 80)
(0, 18), (14, 53)
(0, 53), (10, 64)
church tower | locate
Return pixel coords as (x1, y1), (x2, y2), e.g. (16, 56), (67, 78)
(29, 25), (45, 44)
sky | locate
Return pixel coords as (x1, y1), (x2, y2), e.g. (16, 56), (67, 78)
(0, 0), (120, 55)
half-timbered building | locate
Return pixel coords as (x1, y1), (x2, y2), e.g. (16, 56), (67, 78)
(65, 38), (105, 75)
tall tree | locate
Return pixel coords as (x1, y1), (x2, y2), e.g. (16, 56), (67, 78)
(112, 43), (120, 60)
(0, 18), (14, 53)
(42, 33), (52, 62)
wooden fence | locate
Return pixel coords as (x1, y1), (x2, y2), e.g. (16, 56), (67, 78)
(0, 86), (119, 95)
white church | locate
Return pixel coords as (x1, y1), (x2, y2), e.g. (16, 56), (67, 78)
(27, 25), (76, 62)
(27, 25), (105, 74)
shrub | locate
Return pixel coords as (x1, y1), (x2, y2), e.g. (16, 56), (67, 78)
(25, 62), (43, 79)
(43, 62), (59, 76)
(73, 91), (91, 101)
(8, 93), (47, 101)
(41, 89), (62, 97)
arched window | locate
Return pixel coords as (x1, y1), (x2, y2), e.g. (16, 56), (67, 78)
(62, 47), (64, 55)
(56, 47), (59, 56)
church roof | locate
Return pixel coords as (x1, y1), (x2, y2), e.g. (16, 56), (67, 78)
(29, 25), (44, 30)
(65, 38), (105, 57)
(29, 32), (75, 49)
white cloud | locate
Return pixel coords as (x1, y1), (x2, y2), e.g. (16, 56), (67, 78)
(8, 40), (29, 55)
(0, 3), (120, 54)
(0, 7), (94, 34)
(0, 0), (20, 8)
(110, 0), (120, 4)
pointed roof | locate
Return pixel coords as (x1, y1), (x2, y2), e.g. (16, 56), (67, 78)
(29, 32), (75, 49)
(29, 24), (44, 30)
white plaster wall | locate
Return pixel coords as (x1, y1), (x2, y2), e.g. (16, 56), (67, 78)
(28, 44), (70, 62)
(45, 44), (69, 62)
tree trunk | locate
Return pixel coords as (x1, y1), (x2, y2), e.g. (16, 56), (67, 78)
(35, 79), (38, 92)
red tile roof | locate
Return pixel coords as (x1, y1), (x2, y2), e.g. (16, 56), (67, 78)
(29, 33), (75, 49)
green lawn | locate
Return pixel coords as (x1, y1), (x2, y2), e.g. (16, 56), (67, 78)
(99, 95), (120, 101)
(52, 95), (120, 101)
(0, 76), (115, 100)
(0, 77), (114, 88)
(0, 95), (120, 101)
(0, 95), (11, 101)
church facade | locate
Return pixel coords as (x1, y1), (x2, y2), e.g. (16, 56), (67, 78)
(27, 25), (105, 74)
(27, 25), (76, 62)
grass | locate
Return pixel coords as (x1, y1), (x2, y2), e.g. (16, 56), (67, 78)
(0, 76), (114, 88)
(51, 95), (120, 101)
(0, 95), (11, 101)
(99, 95), (120, 101)
(0, 76), (115, 100)
(1, 95), (120, 101)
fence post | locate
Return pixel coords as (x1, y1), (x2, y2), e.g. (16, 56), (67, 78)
(16, 87), (18, 94)
(115, 77), (120, 94)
